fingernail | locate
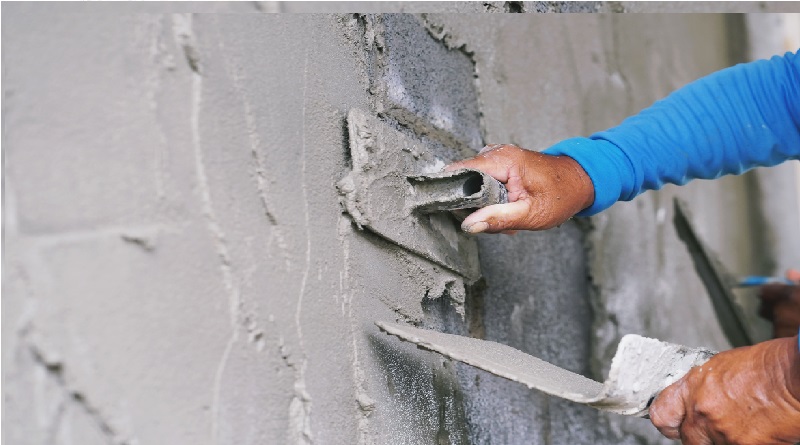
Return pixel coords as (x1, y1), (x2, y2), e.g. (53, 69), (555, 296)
(462, 221), (488, 234)
(480, 144), (501, 154)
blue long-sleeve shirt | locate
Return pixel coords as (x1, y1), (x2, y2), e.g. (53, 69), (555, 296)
(543, 51), (800, 216)
(543, 51), (800, 346)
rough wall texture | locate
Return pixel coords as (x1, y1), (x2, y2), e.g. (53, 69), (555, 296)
(3, 4), (799, 445)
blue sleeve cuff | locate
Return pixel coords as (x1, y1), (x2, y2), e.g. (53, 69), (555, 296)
(542, 137), (635, 216)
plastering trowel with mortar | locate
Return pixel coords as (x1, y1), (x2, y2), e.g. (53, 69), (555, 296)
(375, 200), (768, 418)
(376, 321), (715, 417)
(339, 108), (731, 418)
(375, 200), (762, 418)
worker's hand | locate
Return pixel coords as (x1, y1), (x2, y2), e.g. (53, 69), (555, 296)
(649, 336), (800, 445)
(444, 144), (595, 233)
(759, 269), (800, 339)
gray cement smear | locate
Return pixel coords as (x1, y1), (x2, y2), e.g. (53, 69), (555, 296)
(339, 108), (508, 282)
(377, 321), (715, 417)
(4, 7), (799, 445)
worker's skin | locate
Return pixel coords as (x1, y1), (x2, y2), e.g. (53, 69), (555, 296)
(446, 144), (800, 445)
(760, 270), (800, 339)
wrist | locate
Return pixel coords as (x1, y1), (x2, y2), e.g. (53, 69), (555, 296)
(560, 155), (596, 212)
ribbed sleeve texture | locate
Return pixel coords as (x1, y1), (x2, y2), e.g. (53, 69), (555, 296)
(544, 51), (800, 216)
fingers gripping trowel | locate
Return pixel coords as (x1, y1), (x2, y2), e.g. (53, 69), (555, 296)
(376, 321), (715, 417)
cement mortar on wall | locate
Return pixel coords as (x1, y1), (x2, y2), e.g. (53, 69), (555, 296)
(4, 7), (797, 445)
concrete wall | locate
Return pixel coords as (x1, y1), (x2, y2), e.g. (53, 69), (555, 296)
(3, 4), (798, 445)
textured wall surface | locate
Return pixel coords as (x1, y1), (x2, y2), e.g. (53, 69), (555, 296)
(3, 4), (799, 445)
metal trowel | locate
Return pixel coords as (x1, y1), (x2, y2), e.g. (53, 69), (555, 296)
(673, 198), (754, 347)
(373, 200), (758, 416)
(373, 200), (757, 416)
(370, 198), (719, 417)
(376, 321), (715, 417)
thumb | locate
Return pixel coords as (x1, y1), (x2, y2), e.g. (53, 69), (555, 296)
(649, 381), (688, 440)
(461, 200), (532, 233)
(785, 269), (800, 283)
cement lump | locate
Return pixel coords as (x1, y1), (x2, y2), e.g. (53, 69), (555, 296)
(338, 108), (482, 282)
(376, 321), (715, 417)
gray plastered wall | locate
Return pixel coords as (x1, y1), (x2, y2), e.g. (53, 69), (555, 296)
(3, 4), (799, 445)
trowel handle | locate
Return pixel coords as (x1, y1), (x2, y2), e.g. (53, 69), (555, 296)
(407, 169), (508, 213)
(736, 276), (794, 287)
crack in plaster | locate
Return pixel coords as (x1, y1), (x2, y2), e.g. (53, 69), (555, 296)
(44, 397), (68, 445)
(274, 336), (313, 444)
(227, 62), (280, 227)
(173, 14), (201, 75)
(144, 15), (175, 202)
(33, 225), (169, 247)
(288, 46), (314, 445)
(8, 223), (171, 257)
(176, 16), (314, 443)
(211, 335), (236, 443)
(219, 38), (293, 270)
(173, 16), (246, 443)
(119, 231), (158, 252)
(27, 341), (126, 445)
(336, 217), (373, 445)
(180, 15), (241, 329)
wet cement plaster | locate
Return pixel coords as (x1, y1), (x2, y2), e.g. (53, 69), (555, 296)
(398, 11), (794, 444)
(4, 6), (799, 445)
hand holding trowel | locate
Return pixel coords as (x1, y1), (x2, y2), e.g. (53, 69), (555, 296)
(369, 48), (800, 442)
(373, 195), (719, 419)
(359, 47), (800, 440)
(375, 198), (784, 419)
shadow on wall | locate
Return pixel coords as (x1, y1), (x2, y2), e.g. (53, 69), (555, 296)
(369, 333), (472, 444)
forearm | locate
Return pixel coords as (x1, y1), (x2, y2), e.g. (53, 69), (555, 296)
(545, 51), (800, 216)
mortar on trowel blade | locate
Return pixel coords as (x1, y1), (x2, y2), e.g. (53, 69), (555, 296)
(375, 321), (716, 418)
(407, 168), (508, 220)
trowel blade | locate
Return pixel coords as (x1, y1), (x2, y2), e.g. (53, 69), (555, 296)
(376, 321), (715, 417)
(673, 198), (754, 348)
